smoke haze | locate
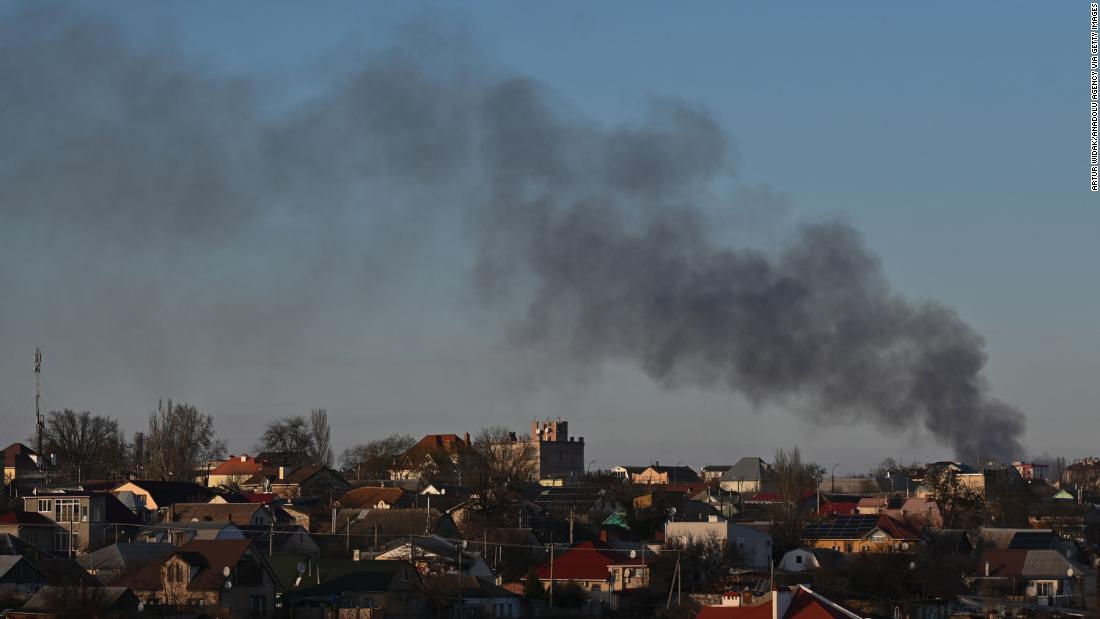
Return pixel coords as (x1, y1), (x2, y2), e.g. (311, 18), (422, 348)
(0, 7), (1024, 461)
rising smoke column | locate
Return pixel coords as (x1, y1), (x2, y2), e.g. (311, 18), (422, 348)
(473, 80), (1024, 462)
(0, 9), (1025, 461)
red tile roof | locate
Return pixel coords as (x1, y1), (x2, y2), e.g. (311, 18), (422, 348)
(404, 434), (466, 461)
(210, 455), (272, 476)
(696, 604), (772, 619)
(533, 540), (657, 582)
(0, 509), (54, 526)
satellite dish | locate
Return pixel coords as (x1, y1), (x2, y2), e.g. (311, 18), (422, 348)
(629, 550), (637, 559)
(294, 576), (302, 587)
(224, 581), (233, 590)
(297, 562), (306, 574)
(1067, 568), (1075, 578)
(223, 566), (231, 577)
(137, 602), (145, 613)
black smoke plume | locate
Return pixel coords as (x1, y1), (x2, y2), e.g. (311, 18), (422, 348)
(0, 8), (1024, 461)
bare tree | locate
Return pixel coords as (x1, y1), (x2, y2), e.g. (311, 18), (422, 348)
(925, 465), (984, 529)
(41, 410), (123, 482)
(307, 408), (333, 466)
(339, 434), (415, 481)
(145, 399), (225, 482)
(770, 447), (824, 556)
(257, 410), (334, 466)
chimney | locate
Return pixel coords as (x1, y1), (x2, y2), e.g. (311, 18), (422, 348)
(240, 455), (247, 462)
(278, 466), (285, 480)
(464, 432), (470, 445)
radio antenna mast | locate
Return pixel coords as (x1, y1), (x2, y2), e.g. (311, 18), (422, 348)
(34, 347), (43, 469)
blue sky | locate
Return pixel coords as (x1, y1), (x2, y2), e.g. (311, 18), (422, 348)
(1, 2), (1095, 472)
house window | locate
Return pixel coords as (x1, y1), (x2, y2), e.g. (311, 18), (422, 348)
(795, 555), (803, 564)
(168, 563), (187, 583)
(1036, 581), (1054, 596)
(592, 584), (602, 591)
(54, 499), (80, 522)
(54, 529), (77, 552)
(37, 499), (52, 513)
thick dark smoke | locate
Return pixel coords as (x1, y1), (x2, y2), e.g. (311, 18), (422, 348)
(0, 8), (1024, 461)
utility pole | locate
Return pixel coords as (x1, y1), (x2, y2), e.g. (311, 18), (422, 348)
(34, 347), (43, 469)
(548, 540), (554, 610)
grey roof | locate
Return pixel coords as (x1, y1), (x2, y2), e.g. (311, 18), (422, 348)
(721, 457), (771, 482)
(701, 465), (732, 472)
(0, 555), (26, 579)
(77, 543), (174, 571)
(1020, 549), (1086, 579)
(23, 586), (135, 610)
(978, 528), (1057, 550)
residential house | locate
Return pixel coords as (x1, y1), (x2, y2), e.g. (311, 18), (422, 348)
(0, 510), (58, 552)
(76, 542), (175, 584)
(283, 559), (425, 618)
(2, 443), (46, 486)
(338, 486), (411, 510)
(390, 434), (468, 482)
(632, 463), (701, 485)
(0, 555), (48, 596)
(974, 548), (1090, 608)
(111, 480), (213, 522)
(777, 548), (843, 573)
(532, 539), (659, 608)
(882, 497), (943, 529)
(719, 458), (773, 493)
(694, 585), (865, 619)
(530, 487), (621, 525)
(326, 508), (459, 556)
(14, 586), (142, 618)
(138, 521), (245, 545)
(171, 502), (283, 527)
(205, 454), (274, 488)
(701, 465), (733, 483)
(664, 516), (772, 570)
(1012, 461), (1049, 481)
(610, 466), (647, 481)
(801, 514), (921, 554)
(238, 524), (320, 556)
(374, 534), (494, 579)
(115, 539), (280, 615)
(426, 575), (523, 619)
(22, 491), (141, 554)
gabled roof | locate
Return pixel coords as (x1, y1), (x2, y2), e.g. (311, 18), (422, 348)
(285, 560), (413, 600)
(77, 543), (174, 572)
(403, 434), (467, 462)
(115, 539), (259, 592)
(114, 480), (213, 507)
(533, 540), (657, 582)
(638, 465), (701, 483)
(0, 509), (54, 526)
(721, 457), (771, 482)
(173, 502), (264, 524)
(2, 443), (40, 469)
(702, 465), (733, 473)
(339, 486), (407, 509)
(210, 455), (272, 476)
(802, 515), (919, 541)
